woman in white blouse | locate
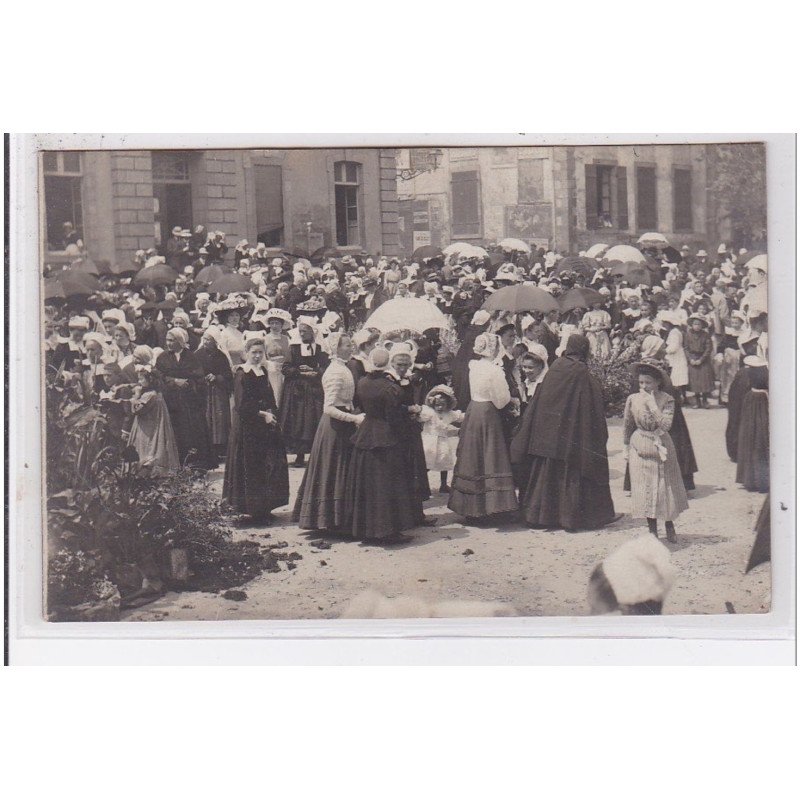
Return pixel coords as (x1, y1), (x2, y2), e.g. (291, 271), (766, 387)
(448, 333), (519, 522)
(293, 333), (365, 532)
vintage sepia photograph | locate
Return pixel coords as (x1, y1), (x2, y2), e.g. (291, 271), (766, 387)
(35, 140), (774, 623)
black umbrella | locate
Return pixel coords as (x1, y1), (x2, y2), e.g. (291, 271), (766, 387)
(134, 263), (180, 287)
(69, 257), (100, 276)
(310, 246), (343, 263)
(481, 285), (559, 314)
(195, 264), (226, 284)
(554, 256), (598, 277)
(662, 246), (682, 264)
(207, 273), (254, 295)
(58, 268), (101, 297)
(558, 287), (604, 311)
(412, 245), (443, 261)
(44, 276), (66, 301)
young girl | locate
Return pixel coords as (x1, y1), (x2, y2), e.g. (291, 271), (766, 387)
(623, 361), (689, 542)
(580, 300), (612, 359)
(419, 385), (464, 493)
(223, 335), (290, 524)
(684, 315), (715, 408)
(127, 366), (180, 475)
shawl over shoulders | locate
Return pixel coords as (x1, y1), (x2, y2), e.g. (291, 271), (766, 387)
(510, 355), (609, 484)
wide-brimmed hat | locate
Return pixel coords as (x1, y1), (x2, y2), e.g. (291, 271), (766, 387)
(696, 249), (708, 258)
(424, 384), (456, 408)
(687, 314), (709, 327)
(633, 359), (672, 390)
(262, 308), (293, 329)
(743, 355), (768, 368)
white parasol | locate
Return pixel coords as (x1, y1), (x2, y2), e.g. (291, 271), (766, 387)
(637, 232), (669, 248)
(603, 244), (647, 265)
(585, 243), (610, 259)
(365, 297), (449, 334)
(498, 237), (532, 253)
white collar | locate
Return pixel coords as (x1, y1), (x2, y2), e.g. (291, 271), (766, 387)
(238, 362), (267, 375)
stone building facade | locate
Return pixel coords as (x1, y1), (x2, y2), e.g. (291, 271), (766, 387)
(41, 148), (401, 268)
(396, 144), (757, 254)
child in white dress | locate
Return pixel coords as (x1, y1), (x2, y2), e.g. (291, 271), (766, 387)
(418, 385), (464, 493)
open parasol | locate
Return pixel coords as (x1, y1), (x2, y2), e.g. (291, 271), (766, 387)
(195, 263), (226, 284)
(744, 253), (767, 271)
(498, 237), (532, 253)
(44, 276), (66, 301)
(443, 242), (471, 256)
(310, 246), (343, 263)
(481, 284), (559, 314)
(554, 256), (599, 277)
(412, 245), (443, 261)
(365, 297), (449, 334)
(558, 287), (605, 311)
(602, 244), (647, 266)
(585, 243), (610, 259)
(58, 267), (102, 297)
(637, 232), (669, 248)
(207, 272), (256, 295)
(134, 262), (180, 287)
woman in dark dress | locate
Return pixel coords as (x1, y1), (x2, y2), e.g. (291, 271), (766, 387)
(345, 348), (419, 542)
(511, 334), (617, 532)
(195, 327), (233, 460)
(279, 317), (330, 468)
(223, 336), (290, 523)
(293, 334), (365, 532)
(725, 336), (760, 461)
(735, 358), (769, 493)
(155, 327), (215, 469)
(347, 327), (380, 409)
(387, 343), (432, 523)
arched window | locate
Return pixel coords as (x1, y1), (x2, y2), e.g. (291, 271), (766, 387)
(334, 161), (362, 246)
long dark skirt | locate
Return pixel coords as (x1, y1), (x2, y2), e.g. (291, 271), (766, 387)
(223, 418), (290, 519)
(279, 377), (323, 452)
(205, 384), (231, 447)
(520, 456), (616, 530)
(624, 401), (697, 490)
(736, 392), (769, 492)
(687, 359), (715, 394)
(346, 444), (418, 540)
(293, 416), (353, 531)
(404, 425), (432, 517)
(448, 401), (518, 519)
(167, 396), (215, 469)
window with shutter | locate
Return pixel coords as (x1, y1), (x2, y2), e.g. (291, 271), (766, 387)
(636, 167), (657, 230)
(673, 168), (693, 232)
(616, 165), (629, 230)
(451, 170), (481, 237)
(585, 164), (599, 229)
(334, 161), (362, 246)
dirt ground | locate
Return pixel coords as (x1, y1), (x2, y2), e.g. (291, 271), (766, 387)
(124, 404), (770, 621)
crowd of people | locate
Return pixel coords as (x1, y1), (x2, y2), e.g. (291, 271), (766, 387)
(45, 228), (770, 555)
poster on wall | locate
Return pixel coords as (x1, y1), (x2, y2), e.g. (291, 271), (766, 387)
(412, 230), (432, 250)
(504, 203), (553, 241)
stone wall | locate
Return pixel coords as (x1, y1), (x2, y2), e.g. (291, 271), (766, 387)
(110, 151), (156, 259)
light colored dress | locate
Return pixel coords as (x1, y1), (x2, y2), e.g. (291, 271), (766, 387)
(218, 325), (245, 366)
(419, 406), (464, 471)
(664, 327), (688, 388)
(580, 309), (612, 359)
(127, 389), (180, 476)
(623, 390), (689, 521)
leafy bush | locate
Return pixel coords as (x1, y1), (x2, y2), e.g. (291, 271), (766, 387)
(588, 353), (636, 417)
(44, 368), (269, 620)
